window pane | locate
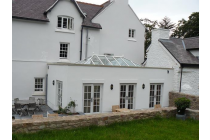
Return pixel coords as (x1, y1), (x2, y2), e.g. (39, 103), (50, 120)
(106, 56), (120, 66)
(57, 17), (62, 27)
(115, 57), (128, 66)
(121, 58), (135, 66)
(63, 18), (67, 28)
(60, 43), (68, 58)
(98, 56), (112, 65)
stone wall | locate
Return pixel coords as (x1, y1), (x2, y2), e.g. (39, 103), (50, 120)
(169, 92), (199, 110)
(13, 107), (176, 133)
(12, 107), (199, 134)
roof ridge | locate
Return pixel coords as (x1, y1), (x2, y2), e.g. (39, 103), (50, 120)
(76, 1), (103, 7)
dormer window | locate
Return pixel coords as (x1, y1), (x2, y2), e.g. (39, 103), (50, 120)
(57, 16), (74, 30)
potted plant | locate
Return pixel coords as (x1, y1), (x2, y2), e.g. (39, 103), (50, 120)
(174, 97), (191, 120)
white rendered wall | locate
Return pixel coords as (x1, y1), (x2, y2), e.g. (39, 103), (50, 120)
(146, 29), (199, 95)
(181, 67), (199, 95)
(47, 64), (173, 112)
(12, 0), (83, 101)
(84, 0), (145, 64)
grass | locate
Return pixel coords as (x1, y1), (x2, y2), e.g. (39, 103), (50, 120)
(13, 117), (199, 140)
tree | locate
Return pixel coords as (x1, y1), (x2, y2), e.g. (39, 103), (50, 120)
(140, 18), (158, 54)
(158, 16), (176, 29)
(171, 12), (199, 38)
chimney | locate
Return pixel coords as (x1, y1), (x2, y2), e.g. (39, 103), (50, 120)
(151, 28), (170, 44)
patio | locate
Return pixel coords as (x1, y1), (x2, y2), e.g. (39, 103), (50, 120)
(12, 105), (54, 120)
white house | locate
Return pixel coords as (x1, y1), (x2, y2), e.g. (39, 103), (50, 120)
(145, 29), (199, 96)
(12, 0), (174, 113)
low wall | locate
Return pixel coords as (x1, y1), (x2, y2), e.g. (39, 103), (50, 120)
(12, 107), (199, 134)
(169, 92), (199, 110)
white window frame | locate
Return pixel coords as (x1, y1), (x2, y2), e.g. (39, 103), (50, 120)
(129, 29), (136, 38)
(56, 81), (63, 108)
(57, 16), (74, 30)
(149, 84), (163, 108)
(59, 43), (69, 59)
(119, 84), (136, 110)
(83, 84), (103, 114)
(34, 78), (44, 92)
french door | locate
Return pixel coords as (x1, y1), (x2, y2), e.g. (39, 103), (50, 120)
(57, 81), (63, 107)
(149, 84), (162, 108)
(83, 84), (102, 114)
(120, 84), (135, 109)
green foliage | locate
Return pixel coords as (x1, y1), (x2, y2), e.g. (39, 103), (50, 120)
(12, 118), (199, 140)
(68, 100), (76, 108)
(174, 97), (191, 110)
(140, 18), (158, 55)
(171, 12), (199, 38)
(158, 16), (176, 29)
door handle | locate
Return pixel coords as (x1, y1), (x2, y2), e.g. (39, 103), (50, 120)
(90, 98), (93, 102)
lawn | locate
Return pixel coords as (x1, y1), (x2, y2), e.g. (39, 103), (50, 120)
(12, 117), (199, 140)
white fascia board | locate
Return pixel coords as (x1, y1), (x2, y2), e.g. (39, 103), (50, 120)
(45, 0), (59, 13)
(92, 1), (114, 22)
(74, 0), (86, 18)
(159, 42), (181, 67)
(128, 5), (146, 29)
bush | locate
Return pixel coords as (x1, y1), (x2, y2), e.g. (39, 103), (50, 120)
(174, 98), (191, 115)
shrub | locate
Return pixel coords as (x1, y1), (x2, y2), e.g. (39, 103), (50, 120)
(174, 97), (191, 115)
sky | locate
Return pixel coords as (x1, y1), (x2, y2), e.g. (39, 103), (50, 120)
(77, 0), (199, 23)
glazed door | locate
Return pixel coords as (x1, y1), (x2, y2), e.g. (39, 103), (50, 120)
(83, 84), (101, 113)
(120, 84), (135, 109)
(57, 81), (63, 107)
(149, 84), (162, 108)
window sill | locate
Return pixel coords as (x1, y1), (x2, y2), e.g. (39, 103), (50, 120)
(58, 59), (70, 63)
(128, 38), (137, 42)
(32, 92), (45, 96)
(55, 29), (75, 34)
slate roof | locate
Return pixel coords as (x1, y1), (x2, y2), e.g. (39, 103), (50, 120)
(159, 37), (199, 66)
(12, 0), (57, 21)
(183, 37), (199, 50)
(12, 0), (111, 28)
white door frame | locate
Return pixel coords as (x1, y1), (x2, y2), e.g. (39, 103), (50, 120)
(56, 80), (63, 108)
(119, 84), (136, 110)
(149, 84), (163, 108)
(83, 84), (103, 114)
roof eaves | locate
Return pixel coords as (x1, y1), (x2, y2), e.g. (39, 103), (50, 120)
(44, 0), (60, 14)
(82, 25), (102, 29)
(12, 16), (49, 22)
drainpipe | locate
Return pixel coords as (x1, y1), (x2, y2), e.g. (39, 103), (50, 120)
(179, 66), (183, 93)
(85, 28), (89, 59)
(80, 26), (84, 60)
(45, 74), (48, 105)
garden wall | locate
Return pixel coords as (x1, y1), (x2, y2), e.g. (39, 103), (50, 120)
(169, 92), (199, 110)
(12, 107), (198, 134)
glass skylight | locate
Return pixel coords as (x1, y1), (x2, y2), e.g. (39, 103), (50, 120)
(76, 55), (141, 67)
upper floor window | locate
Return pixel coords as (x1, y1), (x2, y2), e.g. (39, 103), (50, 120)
(129, 29), (135, 38)
(60, 43), (69, 59)
(57, 16), (74, 30)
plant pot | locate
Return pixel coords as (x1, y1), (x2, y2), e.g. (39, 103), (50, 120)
(176, 114), (186, 120)
(177, 109), (186, 115)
